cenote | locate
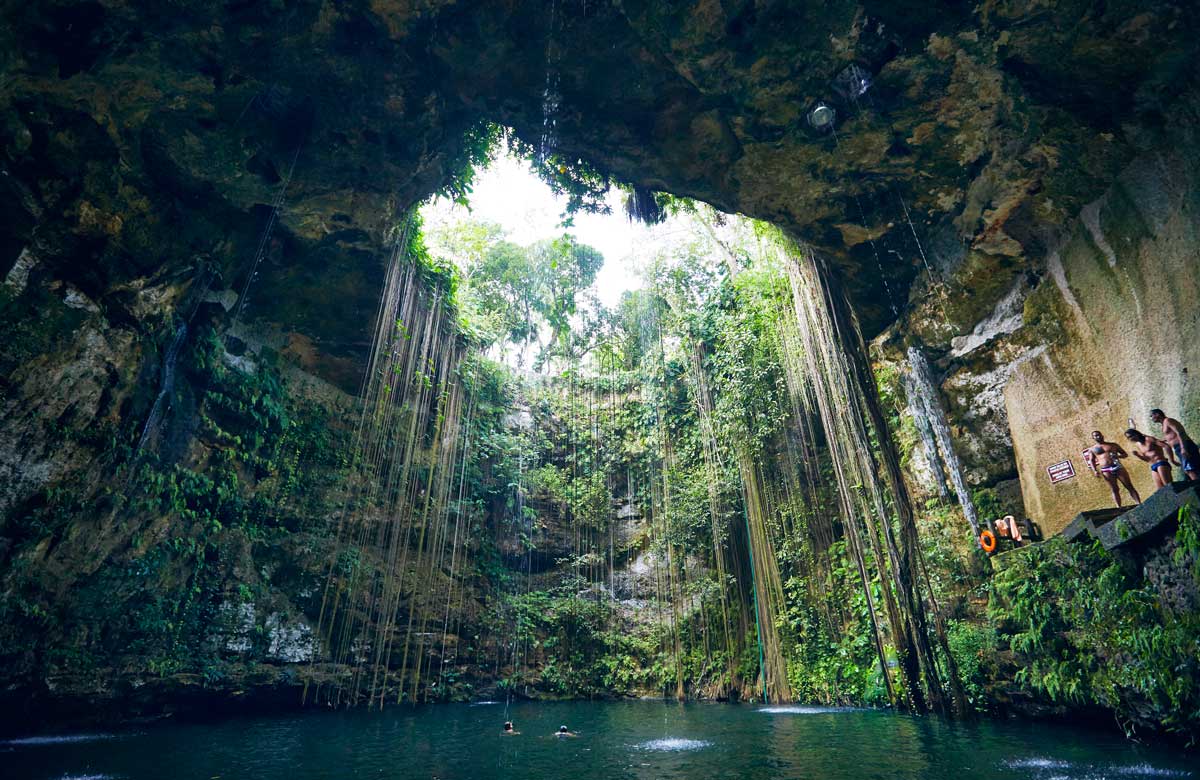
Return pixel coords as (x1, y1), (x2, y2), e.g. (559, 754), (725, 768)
(6, 702), (1196, 780)
(2, 0), (1200, 771)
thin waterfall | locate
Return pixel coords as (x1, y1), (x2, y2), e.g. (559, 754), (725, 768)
(905, 346), (979, 537)
(136, 321), (188, 453)
(908, 382), (952, 502)
(538, 0), (562, 163)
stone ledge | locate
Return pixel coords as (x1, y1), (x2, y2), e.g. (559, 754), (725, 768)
(1068, 481), (1199, 551)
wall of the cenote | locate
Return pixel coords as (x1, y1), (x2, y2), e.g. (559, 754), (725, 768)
(1, 0), (1199, 742)
(1006, 146), (1200, 531)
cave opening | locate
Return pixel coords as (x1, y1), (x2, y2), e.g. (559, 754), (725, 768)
(282, 129), (971, 715)
(2, 0), (1200, 766)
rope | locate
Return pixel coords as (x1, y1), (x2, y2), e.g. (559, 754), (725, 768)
(226, 134), (304, 344)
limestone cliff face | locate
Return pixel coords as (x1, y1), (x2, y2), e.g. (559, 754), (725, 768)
(1, 0), (1198, 723)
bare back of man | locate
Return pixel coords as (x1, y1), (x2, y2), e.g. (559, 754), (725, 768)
(1150, 409), (1200, 480)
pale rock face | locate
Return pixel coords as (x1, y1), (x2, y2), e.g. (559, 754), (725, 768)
(3, 248), (37, 294)
(949, 279), (1028, 359)
(220, 602), (258, 655)
(62, 285), (100, 313)
(1005, 149), (1200, 533)
(203, 288), (240, 312)
(222, 351), (259, 375)
(944, 344), (1047, 485)
(265, 613), (316, 663)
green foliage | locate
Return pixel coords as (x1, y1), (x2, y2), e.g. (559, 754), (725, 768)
(428, 219), (604, 366)
(988, 538), (1200, 736)
(440, 121), (503, 206)
(0, 318), (353, 686)
(1175, 504), (1200, 582)
(504, 585), (664, 696)
(504, 130), (612, 218)
(945, 619), (996, 712)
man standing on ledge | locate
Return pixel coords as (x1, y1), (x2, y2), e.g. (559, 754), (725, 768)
(1150, 409), (1200, 481)
(1082, 430), (1140, 507)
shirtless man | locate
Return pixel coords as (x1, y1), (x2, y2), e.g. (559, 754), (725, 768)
(1150, 409), (1200, 481)
(1082, 430), (1140, 507)
(1124, 428), (1177, 489)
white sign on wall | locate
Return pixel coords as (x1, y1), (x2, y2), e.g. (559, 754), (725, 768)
(1047, 459), (1076, 484)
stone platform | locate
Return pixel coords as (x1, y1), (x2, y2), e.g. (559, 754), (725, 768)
(1066, 480), (1199, 551)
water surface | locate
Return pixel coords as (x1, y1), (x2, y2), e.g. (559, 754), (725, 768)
(3, 700), (1193, 780)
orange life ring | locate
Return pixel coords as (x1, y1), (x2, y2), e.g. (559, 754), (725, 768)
(979, 529), (997, 553)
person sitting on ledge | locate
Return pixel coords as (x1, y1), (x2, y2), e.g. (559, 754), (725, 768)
(994, 514), (1024, 546)
(1124, 428), (1177, 489)
(1082, 430), (1141, 507)
(1150, 409), (1200, 481)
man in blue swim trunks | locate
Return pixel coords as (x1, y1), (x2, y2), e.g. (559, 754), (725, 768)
(1150, 409), (1200, 481)
(1124, 429), (1177, 489)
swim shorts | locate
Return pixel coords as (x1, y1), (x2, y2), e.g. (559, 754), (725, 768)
(1175, 441), (1200, 473)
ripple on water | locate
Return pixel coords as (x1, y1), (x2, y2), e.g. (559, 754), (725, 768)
(3, 734), (118, 747)
(1002, 757), (1190, 778)
(636, 738), (712, 752)
(469, 701), (499, 706)
(758, 706), (854, 715)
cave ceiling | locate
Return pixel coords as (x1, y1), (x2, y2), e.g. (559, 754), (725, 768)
(1, 0), (1195, 387)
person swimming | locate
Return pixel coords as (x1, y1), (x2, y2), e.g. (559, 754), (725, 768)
(1150, 409), (1200, 481)
(1125, 428), (1177, 489)
(554, 725), (578, 738)
(502, 721), (520, 735)
(1082, 430), (1140, 507)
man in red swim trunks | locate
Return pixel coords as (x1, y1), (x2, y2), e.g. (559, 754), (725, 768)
(1082, 430), (1140, 507)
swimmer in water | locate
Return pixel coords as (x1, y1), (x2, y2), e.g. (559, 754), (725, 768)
(554, 725), (578, 738)
(1150, 409), (1200, 481)
(502, 721), (520, 736)
(1124, 429), (1177, 489)
(1082, 430), (1140, 507)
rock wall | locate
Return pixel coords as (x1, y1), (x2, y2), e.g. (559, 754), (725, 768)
(1005, 137), (1200, 531)
(884, 91), (1200, 536)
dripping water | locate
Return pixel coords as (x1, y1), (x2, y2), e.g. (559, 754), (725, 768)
(905, 346), (979, 537)
(135, 321), (188, 454)
(538, 0), (562, 164)
(829, 126), (899, 317)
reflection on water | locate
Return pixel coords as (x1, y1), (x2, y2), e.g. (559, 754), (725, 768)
(3, 701), (1193, 780)
(1002, 757), (1192, 778)
(2, 733), (119, 746)
(635, 738), (712, 751)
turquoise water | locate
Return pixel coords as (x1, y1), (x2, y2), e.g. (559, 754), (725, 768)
(3, 701), (1194, 779)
